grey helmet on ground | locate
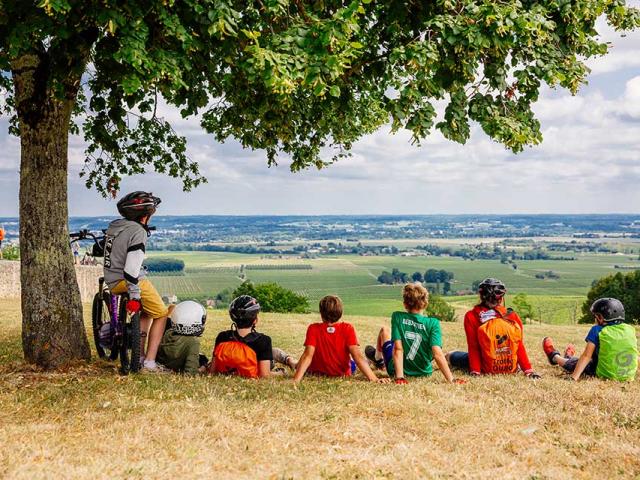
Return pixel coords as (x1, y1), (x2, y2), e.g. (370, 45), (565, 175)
(229, 295), (261, 328)
(590, 298), (625, 322)
(117, 191), (162, 221)
(170, 300), (207, 336)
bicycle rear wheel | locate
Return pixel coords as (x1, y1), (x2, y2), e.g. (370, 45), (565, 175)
(119, 310), (141, 375)
(91, 293), (107, 359)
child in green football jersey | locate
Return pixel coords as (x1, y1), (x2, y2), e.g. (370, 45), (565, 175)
(366, 282), (463, 384)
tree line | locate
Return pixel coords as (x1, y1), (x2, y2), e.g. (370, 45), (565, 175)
(144, 258), (185, 273)
(377, 268), (455, 295)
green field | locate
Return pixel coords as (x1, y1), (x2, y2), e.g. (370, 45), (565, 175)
(145, 250), (640, 323)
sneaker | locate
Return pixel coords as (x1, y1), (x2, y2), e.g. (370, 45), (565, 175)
(365, 345), (384, 370)
(542, 337), (560, 365)
(564, 344), (576, 358)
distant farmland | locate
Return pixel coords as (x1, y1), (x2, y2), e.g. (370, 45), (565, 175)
(145, 251), (640, 323)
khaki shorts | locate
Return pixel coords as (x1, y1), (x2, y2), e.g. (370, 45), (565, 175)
(111, 278), (168, 319)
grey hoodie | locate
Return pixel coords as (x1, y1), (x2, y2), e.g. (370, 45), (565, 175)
(103, 219), (148, 300)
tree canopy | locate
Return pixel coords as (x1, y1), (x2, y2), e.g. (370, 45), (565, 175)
(2, 0), (639, 193)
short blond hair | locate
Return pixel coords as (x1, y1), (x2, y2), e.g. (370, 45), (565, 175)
(319, 295), (343, 323)
(403, 282), (429, 312)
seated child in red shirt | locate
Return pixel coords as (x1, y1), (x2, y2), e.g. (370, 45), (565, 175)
(293, 295), (389, 383)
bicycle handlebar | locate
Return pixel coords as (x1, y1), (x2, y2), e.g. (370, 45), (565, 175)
(69, 229), (103, 244)
(70, 225), (154, 244)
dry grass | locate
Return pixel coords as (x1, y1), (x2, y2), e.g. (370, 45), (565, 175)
(0, 299), (639, 479)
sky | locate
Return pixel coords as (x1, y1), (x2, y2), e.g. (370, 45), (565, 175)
(1, 18), (639, 216)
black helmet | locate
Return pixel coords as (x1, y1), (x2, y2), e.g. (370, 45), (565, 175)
(590, 298), (625, 322)
(117, 191), (161, 221)
(478, 278), (507, 303)
(229, 295), (261, 328)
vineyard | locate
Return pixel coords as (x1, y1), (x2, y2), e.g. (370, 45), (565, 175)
(244, 264), (312, 270)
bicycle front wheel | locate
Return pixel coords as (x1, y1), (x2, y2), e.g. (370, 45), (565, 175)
(119, 311), (141, 375)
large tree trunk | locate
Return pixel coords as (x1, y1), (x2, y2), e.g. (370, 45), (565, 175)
(13, 52), (91, 368)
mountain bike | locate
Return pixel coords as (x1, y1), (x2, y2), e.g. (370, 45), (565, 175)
(70, 229), (141, 374)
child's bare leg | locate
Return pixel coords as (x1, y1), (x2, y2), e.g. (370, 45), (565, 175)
(273, 347), (298, 370)
(139, 313), (152, 359)
(554, 355), (568, 367)
(376, 326), (391, 352)
(372, 326), (391, 364)
(145, 315), (167, 362)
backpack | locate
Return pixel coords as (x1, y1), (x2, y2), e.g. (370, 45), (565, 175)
(477, 307), (522, 374)
(211, 333), (258, 378)
(596, 323), (638, 381)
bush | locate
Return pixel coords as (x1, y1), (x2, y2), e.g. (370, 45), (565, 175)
(1, 244), (20, 260)
(214, 287), (236, 308)
(511, 293), (534, 322)
(232, 281), (309, 314)
(580, 271), (640, 324)
(426, 295), (456, 322)
(144, 257), (185, 273)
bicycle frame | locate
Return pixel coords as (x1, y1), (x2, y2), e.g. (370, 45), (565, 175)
(72, 229), (141, 374)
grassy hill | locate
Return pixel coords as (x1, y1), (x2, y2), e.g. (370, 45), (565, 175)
(1, 299), (639, 478)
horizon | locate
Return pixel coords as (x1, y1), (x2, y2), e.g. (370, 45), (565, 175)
(2, 212), (640, 220)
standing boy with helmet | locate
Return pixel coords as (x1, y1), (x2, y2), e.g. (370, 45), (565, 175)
(365, 283), (461, 384)
(103, 191), (168, 372)
(294, 295), (388, 383)
(543, 298), (638, 381)
(157, 301), (208, 375)
(210, 295), (297, 378)
(447, 278), (541, 378)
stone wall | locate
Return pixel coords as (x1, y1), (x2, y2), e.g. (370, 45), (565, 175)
(0, 260), (102, 302)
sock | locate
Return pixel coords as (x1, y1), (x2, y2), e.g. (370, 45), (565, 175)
(374, 350), (383, 362)
(144, 359), (157, 369)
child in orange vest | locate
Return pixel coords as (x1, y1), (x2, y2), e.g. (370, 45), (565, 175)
(446, 278), (541, 378)
(210, 295), (297, 378)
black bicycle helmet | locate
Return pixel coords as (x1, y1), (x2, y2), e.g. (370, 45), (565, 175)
(590, 298), (625, 322)
(478, 278), (507, 304)
(229, 295), (261, 328)
(117, 191), (161, 221)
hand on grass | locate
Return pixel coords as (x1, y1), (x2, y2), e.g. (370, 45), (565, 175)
(453, 378), (467, 384)
(526, 372), (542, 380)
(126, 299), (141, 314)
(376, 378), (391, 384)
(395, 378), (408, 385)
